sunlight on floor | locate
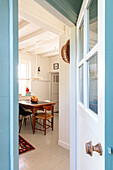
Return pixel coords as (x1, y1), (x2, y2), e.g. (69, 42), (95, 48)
(19, 114), (70, 170)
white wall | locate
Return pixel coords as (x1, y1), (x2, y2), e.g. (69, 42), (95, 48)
(58, 26), (71, 150)
(47, 30), (71, 150)
(19, 29), (71, 150)
(19, 52), (50, 100)
(49, 55), (60, 73)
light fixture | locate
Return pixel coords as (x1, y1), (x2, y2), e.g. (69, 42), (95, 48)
(38, 66), (40, 74)
(61, 39), (70, 64)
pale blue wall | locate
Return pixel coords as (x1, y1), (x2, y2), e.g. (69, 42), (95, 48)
(0, 1), (10, 169)
(0, 0), (18, 169)
(105, 0), (113, 169)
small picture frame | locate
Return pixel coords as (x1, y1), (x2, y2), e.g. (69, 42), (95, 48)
(53, 63), (59, 70)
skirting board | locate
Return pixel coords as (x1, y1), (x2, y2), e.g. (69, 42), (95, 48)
(58, 140), (70, 150)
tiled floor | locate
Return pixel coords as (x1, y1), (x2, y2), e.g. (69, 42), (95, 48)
(19, 114), (70, 170)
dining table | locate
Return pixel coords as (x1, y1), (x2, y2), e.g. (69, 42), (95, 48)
(19, 100), (55, 134)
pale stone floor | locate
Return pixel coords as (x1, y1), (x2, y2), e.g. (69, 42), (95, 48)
(19, 114), (70, 170)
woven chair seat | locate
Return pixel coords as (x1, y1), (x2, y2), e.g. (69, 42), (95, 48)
(35, 113), (53, 120)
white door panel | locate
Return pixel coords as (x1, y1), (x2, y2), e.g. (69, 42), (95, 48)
(51, 73), (59, 112)
(52, 95), (59, 101)
(52, 84), (58, 91)
(78, 104), (104, 170)
(77, 0), (105, 169)
(78, 105), (98, 134)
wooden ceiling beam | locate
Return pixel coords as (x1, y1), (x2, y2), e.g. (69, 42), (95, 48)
(19, 44), (33, 51)
(19, 37), (59, 52)
(19, 19), (29, 30)
(31, 47), (59, 55)
(19, 29), (46, 44)
(19, 0), (65, 35)
(40, 51), (59, 57)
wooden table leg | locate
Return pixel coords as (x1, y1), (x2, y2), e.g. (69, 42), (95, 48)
(52, 105), (54, 131)
(32, 107), (35, 134)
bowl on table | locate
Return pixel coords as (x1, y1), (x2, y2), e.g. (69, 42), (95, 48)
(31, 96), (38, 103)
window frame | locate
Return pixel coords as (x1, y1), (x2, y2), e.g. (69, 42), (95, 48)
(77, 0), (98, 115)
(18, 59), (31, 96)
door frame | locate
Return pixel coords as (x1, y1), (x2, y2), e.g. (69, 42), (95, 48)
(70, 27), (77, 170)
(9, 0), (109, 170)
(9, 0), (19, 169)
(9, 3), (77, 170)
(105, 0), (113, 169)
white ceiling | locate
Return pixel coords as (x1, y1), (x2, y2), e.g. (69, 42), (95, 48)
(18, 0), (97, 57)
(18, 0), (65, 57)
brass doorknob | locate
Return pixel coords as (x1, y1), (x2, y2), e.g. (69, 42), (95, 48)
(86, 141), (102, 156)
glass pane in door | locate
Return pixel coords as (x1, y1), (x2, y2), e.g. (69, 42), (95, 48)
(88, 53), (98, 114)
(79, 65), (84, 103)
(79, 22), (84, 61)
(89, 0), (98, 51)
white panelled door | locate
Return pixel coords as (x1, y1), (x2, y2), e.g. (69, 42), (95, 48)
(77, 0), (105, 169)
(51, 73), (59, 112)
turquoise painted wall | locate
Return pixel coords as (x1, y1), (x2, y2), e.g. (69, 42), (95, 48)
(0, 0), (18, 169)
(105, 0), (113, 169)
(0, 1), (10, 169)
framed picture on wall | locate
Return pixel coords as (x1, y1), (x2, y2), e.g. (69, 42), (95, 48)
(53, 63), (59, 70)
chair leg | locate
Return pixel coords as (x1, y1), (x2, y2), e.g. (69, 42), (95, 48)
(44, 119), (46, 135)
(39, 119), (41, 129)
(24, 118), (26, 126)
(19, 120), (22, 133)
(52, 117), (54, 131)
(30, 115), (33, 129)
(22, 116), (24, 125)
(19, 116), (23, 133)
(43, 120), (45, 127)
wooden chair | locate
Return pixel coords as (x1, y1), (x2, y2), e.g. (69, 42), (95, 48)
(35, 105), (54, 135)
(35, 100), (50, 114)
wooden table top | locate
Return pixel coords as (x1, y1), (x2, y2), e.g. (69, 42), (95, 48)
(19, 100), (55, 107)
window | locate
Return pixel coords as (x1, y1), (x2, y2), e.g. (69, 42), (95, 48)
(89, 0), (98, 51)
(78, 0), (98, 114)
(88, 53), (98, 114)
(79, 22), (84, 61)
(79, 65), (84, 103)
(79, 21), (84, 104)
(18, 60), (31, 96)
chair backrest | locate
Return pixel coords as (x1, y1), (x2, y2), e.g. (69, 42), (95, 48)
(43, 105), (53, 111)
(19, 105), (25, 115)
